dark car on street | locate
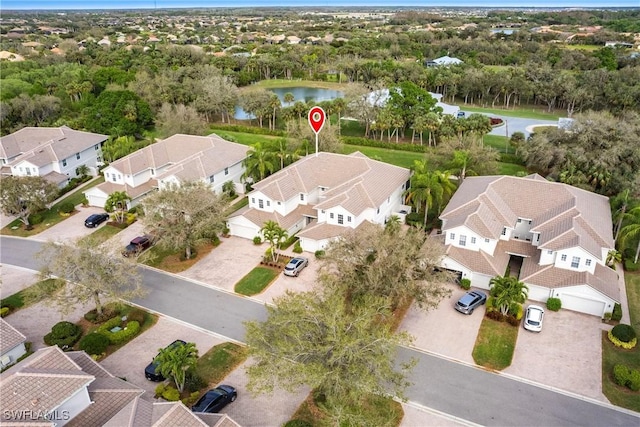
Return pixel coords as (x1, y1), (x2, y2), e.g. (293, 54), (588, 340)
(283, 257), (309, 277)
(454, 290), (487, 315)
(122, 235), (153, 257)
(191, 385), (237, 413)
(145, 339), (186, 381)
(84, 213), (110, 228)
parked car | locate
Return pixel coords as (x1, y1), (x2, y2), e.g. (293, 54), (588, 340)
(283, 257), (309, 277)
(144, 339), (186, 381)
(122, 235), (153, 257)
(84, 213), (109, 228)
(524, 305), (545, 332)
(454, 290), (487, 315)
(457, 111), (466, 118)
(191, 385), (237, 413)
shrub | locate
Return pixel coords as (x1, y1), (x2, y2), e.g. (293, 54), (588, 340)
(253, 236), (262, 245)
(184, 371), (207, 393)
(211, 234), (221, 246)
(94, 316), (140, 344)
(284, 421), (313, 427)
(58, 201), (75, 214)
(78, 333), (110, 355)
(612, 303), (623, 321)
(96, 317), (122, 333)
(0, 307), (9, 317)
(162, 385), (180, 401)
(315, 250), (325, 259)
(485, 296), (498, 312)
(279, 235), (298, 250)
(629, 369), (640, 391)
(126, 308), (146, 325)
(293, 240), (303, 254)
(546, 297), (562, 311)
(624, 258), (640, 272)
(155, 383), (166, 398)
(84, 310), (98, 323)
(44, 321), (82, 349)
(28, 212), (44, 225)
(460, 278), (471, 290)
(182, 391), (201, 407)
(511, 303), (524, 321)
(405, 212), (423, 226)
(613, 364), (630, 387)
(506, 314), (520, 327)
(604, 312), (612, 321)
(608, 330), (638, 350)
(611, 324), (636, 343)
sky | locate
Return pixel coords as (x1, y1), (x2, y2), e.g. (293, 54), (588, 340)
(1, 0), (638, 10)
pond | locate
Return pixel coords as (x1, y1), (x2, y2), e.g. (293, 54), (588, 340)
(234, 86), (344, 120)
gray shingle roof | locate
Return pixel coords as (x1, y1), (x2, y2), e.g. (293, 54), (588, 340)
(440, 175), (614, 260)
(0, 318), (26, 355)
(109, 134), (248, 179)
(0, 126), (107, 163)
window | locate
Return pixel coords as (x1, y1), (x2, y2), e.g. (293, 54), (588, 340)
(26, 169), (31, 176)
(377, 208), (380, 214)
(266, 201), (270, 207)
(277, 201), (281, 205)
(471, 237), (476, 244)
(485, 238), (490, 243)
(459, 235), (466, 246)
(251, 197), (255, 204)
(547, 250), (553, 255)
(209, 175), (214, 183)
(561, 254), (567, 262)
(347, 216), (351, 222)
(62, 159), (67, 167)
(585, 259), (591, 266)
(501, 228), (506, 236)
(528, 220), (532, 224)
(450, 233), (455, 240)
(76, 152), (80, 160)
(258, 199), (264, 209)
(224, 167), (229, 175)
(330, 213), (334, 219)
(94, 144), (99, 150)
(571, 256), (580, 268)
(300, 194), (304, 201)
(517, 219), (522, 223)
(338, 214), (344, 224)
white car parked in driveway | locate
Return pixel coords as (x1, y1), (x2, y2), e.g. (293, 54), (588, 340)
(524, 305), (545, 332)
(283, 257), (309, 277)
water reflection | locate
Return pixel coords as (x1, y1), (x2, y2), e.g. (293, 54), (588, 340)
(234, 86), (344, 120)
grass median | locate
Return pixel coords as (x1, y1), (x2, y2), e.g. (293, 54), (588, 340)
(472, 317), (518, 370)
(235, 267), (280, 296)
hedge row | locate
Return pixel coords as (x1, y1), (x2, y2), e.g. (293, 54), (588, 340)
(210, 124), (286, 137)
(95, 317), (141, 345)
(341, 136), (430, 153)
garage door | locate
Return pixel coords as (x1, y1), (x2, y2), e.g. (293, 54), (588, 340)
(86, 193), (107, 208)
(561, 294), (605, 317)
(229, 223), (258, 240)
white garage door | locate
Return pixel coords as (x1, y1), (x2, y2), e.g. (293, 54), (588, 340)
(229, 223), (259, 240)
(561, 294), (605, 317)
(86, 193), (107, 208)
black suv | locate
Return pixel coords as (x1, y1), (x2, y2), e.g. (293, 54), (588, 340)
(122, 235), (153, 257)
(145, 340), (186, 381)
(84, 213), (109, 228)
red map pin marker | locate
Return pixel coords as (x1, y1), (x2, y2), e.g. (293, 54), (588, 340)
(308, 106), (326, 135)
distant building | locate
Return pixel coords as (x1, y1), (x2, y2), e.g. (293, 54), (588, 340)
(605, 41), (634, 48)
(0, 318), (27, 369)
(425, 55), (463, 67)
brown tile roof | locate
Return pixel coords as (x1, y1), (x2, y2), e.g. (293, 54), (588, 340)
(0, 126), (107, 163)
(0, 318), (26, 355)
(445, 245), (509, 277)
(153, 403), (208, 426)
(297, 219), (376, 241)
(440, 175), (614, 261)
(109, 134), (247, 178)
(251, 152), (409, 214)
(0, 347), (93, 421)
(41, 170), (69, 186)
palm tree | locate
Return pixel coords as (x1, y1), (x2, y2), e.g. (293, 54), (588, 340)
(154, 342), (198, 393)
(619, 206), (640, 263)
(242, 142), (276, 183)
(404, 160), (456, 226)
(283, 92), (295, 105)
(606, 250), (622, 267)
(104, 191), (131, 223)
(489, 275), (529, 316)
(269, 139), (298, 170)
(332, 98), (347, 135)
(261, 220), (288, 263)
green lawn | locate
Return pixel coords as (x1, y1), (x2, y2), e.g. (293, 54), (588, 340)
(602, 271), (640, 412)
(342, 144), (428, 169)
(0, 279), (63, 314)
(498, 162), (528, 176)
(472, 318), (519, 370)
(234, 267), (279, 296)
(81, 223), (123, 244)
(210, 129), (281, 146)
(462, 106), (561, 120)
(2, 176), (105, 237)
(195, 342), (248, 387)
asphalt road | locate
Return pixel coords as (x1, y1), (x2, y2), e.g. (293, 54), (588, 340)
(458, 110), (558, 138)
(3, 236), (639, 426)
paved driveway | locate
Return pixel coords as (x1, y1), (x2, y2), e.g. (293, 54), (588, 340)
(458, 110), (558, 138)
(257, 255), (320, 304)
(504, 306), (606, 401)
(399, 284), (486, 365)
(100, 316), (225, 400)
(31, 206), (109, 242)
